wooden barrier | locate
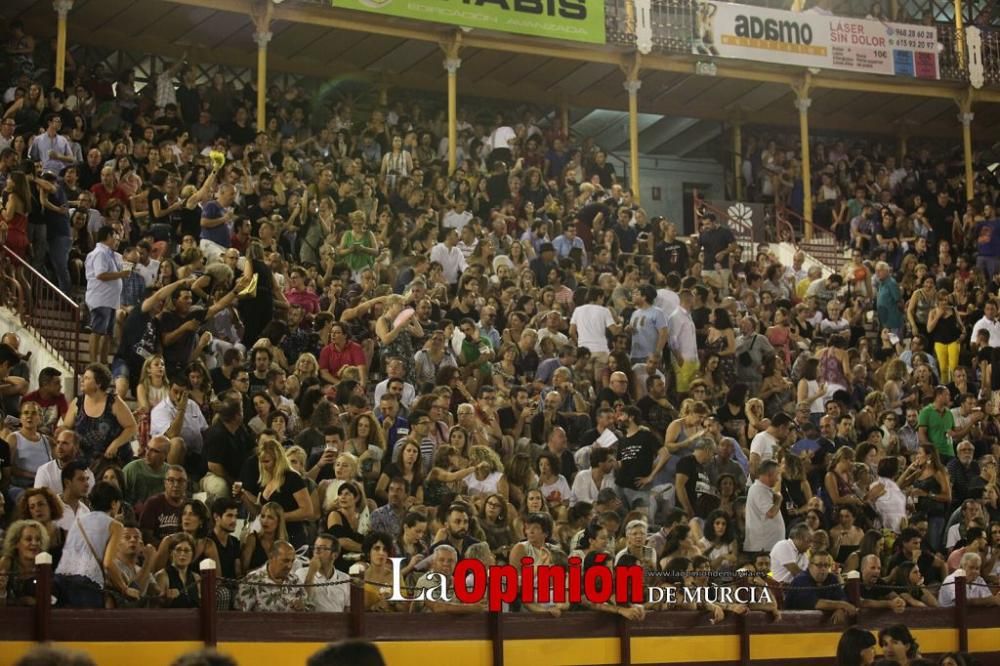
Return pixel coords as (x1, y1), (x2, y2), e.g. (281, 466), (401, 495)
(0, 571), (995, 666)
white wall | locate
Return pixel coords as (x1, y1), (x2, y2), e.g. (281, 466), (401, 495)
(0, 307), (77, 396)
(607, 154), (726, 227)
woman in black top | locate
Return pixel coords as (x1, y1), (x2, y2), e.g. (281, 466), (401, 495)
(926, 289), (965, 385)
(237, 241), (287, 347)
(155, 533), (201, 609)
(327, 482), (365, 573)
(238, 437), (313, 549)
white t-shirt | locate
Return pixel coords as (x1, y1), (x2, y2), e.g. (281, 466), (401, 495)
(489, 126), (516, 151)
(35, 460), (95, 496)
(442, 209), (473, 231)
(769, 539), (807, 584)
(749, 431), (778, 464)
(150, 397), (209, 453)
(570, 304), (616, 353)
(134, 259), (160, 288)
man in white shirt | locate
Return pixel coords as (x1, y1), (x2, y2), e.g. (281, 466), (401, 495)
(749, 413), (794, 480)
(668, 289), (700, 394)
(769, 524), (811, 584)
(296, 534), (351, 612)
(442, 198), (473, 232)
(570, 287), (621, 378)
(35, 430), (95, 495)
(743, 460), (785, 554)
(570, 446), (616, 506)
(373, 358), (417, 410)
(970, 300), (1000, 347)
(150, 375), (208, 463)
(429, 228), (467, 286)
(55, 460), (92, 532)
(133, 241), (160, 288)
(28, 114), (75, 173)
(938, 552), (1000, 607)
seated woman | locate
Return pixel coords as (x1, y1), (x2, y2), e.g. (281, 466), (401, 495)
(154, 532), (201, 608)
(375, 439), (424, 506)
(16, 489), (65, 567)
(0, 519), (49, 606)
(327, 482), (366, 573)
(393, 511), (430, 580)
(536, 452), (571, 521)
(363, 531), (402, 611)
(616, 519), (658, 571)
(320, 453), (375, 534)
(152, 500), (220, 573)
(889, 561), (938, 607)
(240, 502), (287, 574)
(238, 436), (314, 549)
(463, 445), (509, 502)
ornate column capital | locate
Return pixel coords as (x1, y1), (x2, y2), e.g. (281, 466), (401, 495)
(253, 31), (273, 49)
(623, 79), (642, 95)
(794, 97), (812, 114)
(443, 58), (462, 75)
(53, 0), (73, 17)
(958, 112), (974, 126)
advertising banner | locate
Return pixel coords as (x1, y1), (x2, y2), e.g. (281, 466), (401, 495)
(335, 0), (606, 45)
(693, 2), (939, 79)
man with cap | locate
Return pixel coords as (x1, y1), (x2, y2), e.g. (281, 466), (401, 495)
(530, 242), (560, 286)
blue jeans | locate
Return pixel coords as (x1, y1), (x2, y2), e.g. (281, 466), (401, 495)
(49, 234), (72, 295)
(55, 574), (104, 608)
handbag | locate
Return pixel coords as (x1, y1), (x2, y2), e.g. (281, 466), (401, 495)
(738, 334), (757, 367)
(238, 273), (258, 298)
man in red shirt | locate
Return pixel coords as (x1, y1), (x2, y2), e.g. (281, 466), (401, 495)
(318, 322), (367, 387)
(89, 165), (130, 213)
(22, 366), (68, 435)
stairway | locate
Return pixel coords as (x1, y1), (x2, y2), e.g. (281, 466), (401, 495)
(798, 235), (847, 273)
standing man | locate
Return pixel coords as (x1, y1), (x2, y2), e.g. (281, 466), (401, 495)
(429, 229), (467, 288)
(55, 460), (92, 532)
(743, 459), (785, 555)
(615, 406), (669, 522)
(698, 213), (738, 296)
(918, 386), (957, 463)
(628, 285), (669, 365)
(85, 226), (129, 365)
(668, 289), (699, 396)
(570, 287), (621, 380)
(875, 261), (903, 336)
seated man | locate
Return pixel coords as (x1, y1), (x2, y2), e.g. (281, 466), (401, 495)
(150, 374), (208, 466)
(106, 523), (159, 608)
(784, 550), (858, 624)
(236, 541), (311, 612)
(318, 323), (367, 387)
(412, 544), (485, 613)
(122, 435), (171, 506)
(939, 551), (1000, 608)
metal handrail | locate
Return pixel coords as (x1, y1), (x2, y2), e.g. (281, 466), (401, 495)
(0, 245), (82, 385)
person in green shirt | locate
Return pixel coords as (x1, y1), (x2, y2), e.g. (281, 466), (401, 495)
(339, 210), (379, 281)
(458, 318), (494, 391)
(122, 435), (171, 505)
(917, 387), (956, 461)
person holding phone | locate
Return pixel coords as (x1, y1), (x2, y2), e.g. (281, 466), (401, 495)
(927, 289), (965, 384)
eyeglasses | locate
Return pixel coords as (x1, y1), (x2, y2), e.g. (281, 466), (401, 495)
(165, 477), (187, 484)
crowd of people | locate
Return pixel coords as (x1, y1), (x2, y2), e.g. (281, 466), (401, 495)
(0, 19), (998, 660)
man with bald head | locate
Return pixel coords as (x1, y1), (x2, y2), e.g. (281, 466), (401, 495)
(858, 553), (905, 613)
(236, 541), (310, 612)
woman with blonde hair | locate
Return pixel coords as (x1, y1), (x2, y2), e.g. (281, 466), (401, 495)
(240, 501), (288, 573)
(0, 519), (49, 606)
(236, 436), (313, 548)
(293, 352), (319, 384)
(464, 445), (509, 501)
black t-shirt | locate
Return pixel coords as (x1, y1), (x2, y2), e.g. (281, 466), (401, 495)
(654, 240), (689, 276)
(636, 396), (672, 437)
(211, 531), (241, 580)
(716, 405), (748, 444)
(676, 454), (712, 517)
(615, 428), (660, 489)
(210, 367), (233, 394)
(240, 460), (308, 546)
(158, 310), (197, 372)
(116, 308), (159, 366)
(699, 227), (736, 269)
(204, 422), (256, 482)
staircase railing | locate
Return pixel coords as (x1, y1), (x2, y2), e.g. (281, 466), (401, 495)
(692, 189), (795, 255)
(772, 201), (847, 271)
(0, 246), (82, 385)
